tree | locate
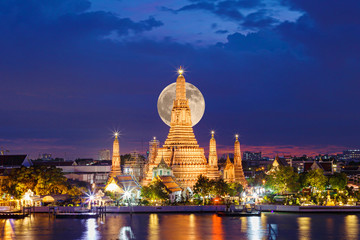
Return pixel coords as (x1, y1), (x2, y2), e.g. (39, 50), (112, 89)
(1, 166), (73, 198)
(193, 175), (212, 205)
(329, 172), (348, 190)
(212, 178), (229, 197)
(140, 179), (169, 203)
(265, 166), (299, 194)
(304, 169), (327, 191)
(228, 182), (243, 197)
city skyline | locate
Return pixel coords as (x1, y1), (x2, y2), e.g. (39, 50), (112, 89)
(1, 0), (360, 159)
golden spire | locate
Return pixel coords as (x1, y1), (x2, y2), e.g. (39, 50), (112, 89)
(175, 66), (186, 101)
(110, 131), (121, 177)
(209, 130), (217, 167)
(178, 66), (184, 76)
(226, 155), (232, 165)
(234, 134), (241, 165)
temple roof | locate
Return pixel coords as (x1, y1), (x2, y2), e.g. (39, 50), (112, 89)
(0, 155), (27, 167)
(157, 175), (182, 192)
(224, 155), (234, 169)
(304, 161), (332, 172)
(156, 156), (170, 169)
(107, 175), (141, 191)
(272, 155), (288, 167)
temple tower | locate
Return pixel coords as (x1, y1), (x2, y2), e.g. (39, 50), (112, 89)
(143, 67), (208, 188)
(110, 133), (122, 177)
(207, 131), (220, 179)
(233, 135), (247, 187)
(223, 155), (235, 182)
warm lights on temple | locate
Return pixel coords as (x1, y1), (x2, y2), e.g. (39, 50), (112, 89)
(177, 66), (184, 75)
(105, 182), (119, 192)
(235, 134), (239, 139)
(114, 131), (119, 138)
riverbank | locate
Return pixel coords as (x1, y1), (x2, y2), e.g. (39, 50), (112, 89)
(259, 205), (360, 213)
(6, 205), (360, 214)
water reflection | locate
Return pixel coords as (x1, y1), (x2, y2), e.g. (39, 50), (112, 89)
(240, 217), (247, 232)
(81, 219), (99, 240)
(149, 214), (159, 240)
(298, 217), (311, 240)
(0, 219), (15, 240)
(211, 215), (223, 240)
(326, 218), (333, 237)
(345, 215), (358, 240)
(0, 213), (358, 239)
(119, 226), (135, 240)
(248, 217), (264, 240)
(188, 214), (197, 240)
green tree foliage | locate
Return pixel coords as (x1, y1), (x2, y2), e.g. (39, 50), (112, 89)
(304, 169), (328, 191)
(329, 172), (348, 190)
(1, 166), (78, 198)
(212, 178), (229, 197)
(193, 175), (212, 205)
(140, 178), (169, 202)
(266, 166), (300, 194)
(228, 182), (243, 197)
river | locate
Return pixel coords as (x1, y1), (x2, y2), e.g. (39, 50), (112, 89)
(0, 213), (358, 239)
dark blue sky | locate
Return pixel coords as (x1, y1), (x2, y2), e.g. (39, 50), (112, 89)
(1, 0), (360, 159)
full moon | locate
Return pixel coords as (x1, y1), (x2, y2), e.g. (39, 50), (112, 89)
(157, 82), (205, 127)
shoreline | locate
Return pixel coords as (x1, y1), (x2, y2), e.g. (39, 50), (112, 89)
(11, 205), (360, 214)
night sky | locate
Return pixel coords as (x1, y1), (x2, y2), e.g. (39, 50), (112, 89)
(1, 0), (360, 159)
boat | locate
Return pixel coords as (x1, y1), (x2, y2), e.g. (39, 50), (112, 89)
(217, 204), (261, 217)
(217, 210), (261, 217)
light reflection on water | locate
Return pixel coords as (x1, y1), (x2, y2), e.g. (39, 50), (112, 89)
(148, 214), (159, 240)
(345, 215), (358, 240)
(298, 217), (311, 240)
(81, 219), (99, 240)
(0, 213), (358, 239)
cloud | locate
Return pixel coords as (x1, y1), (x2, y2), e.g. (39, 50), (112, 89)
(1, 0), (360, 159)
(242, 9), (278, 28)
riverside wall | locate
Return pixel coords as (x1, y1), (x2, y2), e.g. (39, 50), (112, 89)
(31, 205), (227, 213)
(258, 205), (360, 213)
(20, 205), (360, 214)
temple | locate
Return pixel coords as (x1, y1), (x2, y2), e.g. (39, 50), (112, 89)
(207, 131), (220, 179)
(223, 155), (235, 182)
(110, 132), (122, 177)
(143, 67), (208, 188)
(233, 135), (247, 187)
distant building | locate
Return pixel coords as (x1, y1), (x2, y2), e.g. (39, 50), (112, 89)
(39, 153), (52, 161)
(304, 161), (334, 175)
(342, 150), (360, 161)
(243, 151), (262, 161)
(32, 160), (111, 185)
(99, 149), (111, 160)
(123, 151), (146, 182)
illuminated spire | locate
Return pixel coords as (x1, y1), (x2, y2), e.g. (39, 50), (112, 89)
(234, 134), (247, 187)
(175, 66), (186, 101)
(178, 66), (184, 76)
(209, 131), (218, 167)
(110, 132), (121, 177)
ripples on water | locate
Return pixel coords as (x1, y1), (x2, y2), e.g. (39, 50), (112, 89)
(0, 213), (359, 240)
